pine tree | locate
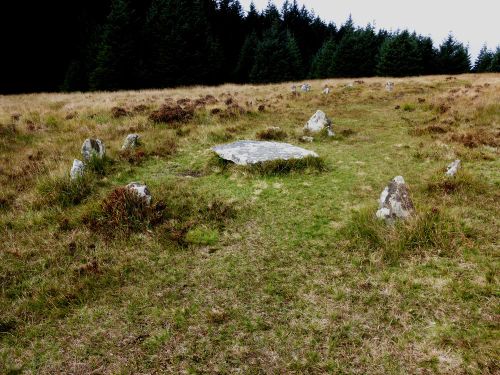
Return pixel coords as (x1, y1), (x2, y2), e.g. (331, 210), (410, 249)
(417, 36), (439, 75)
(474, 45), (494, 72)
(249, 26), (303, 83)
(309, 39), (336, 78)
(144, 0), (223, 88)
(489, 47), (500, 72)
(376, 31), (423, 77)
(332, 24), (380, 77)
(438, 34), (471, 74)
(89, 0), (140, 90)
(234, 32), (259, 82)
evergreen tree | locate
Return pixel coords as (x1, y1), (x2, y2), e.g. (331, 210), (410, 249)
(90, 0), (141, 90)
(332, 24), (380, 77)
(438, 34), (471, 74)
(309, 39), (336, 78)
(144, 0), (223, 88)
(376, 31), (423, 77)
(213, 0), (245, 81)
(249, 26), (302, 83)
(417, 36), (439, 75)
(489, 47), (500, 72)
(234, 32), (259, 82)
(474, 45), (494, 72)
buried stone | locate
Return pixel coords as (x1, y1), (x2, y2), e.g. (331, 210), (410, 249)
(126, 182), (152, 205)
(81, 138), (105, 161)
(70, 159), (85, 180)
(304, 110), (334, 136)
(212, 140), (318, 165)
(376, 176), (415, 222)
(122, 134), (140, 150)
(445, 159), (461, 177)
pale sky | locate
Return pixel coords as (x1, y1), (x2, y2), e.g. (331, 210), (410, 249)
(240, 0), (500, 60)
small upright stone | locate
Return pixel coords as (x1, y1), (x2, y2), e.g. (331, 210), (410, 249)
(322, 87), (331, 94)
(122, 134), (140, 150)
(445, 159), (461, 177)
(301, 83), (311, 92)
(376, 176), (415, 222)
(385, 81), (394, 92)
(126, 182), (152, 205)
(70, 159), (85, 180)
(81, 138), (105, 161)
(304, 110), (334, 136)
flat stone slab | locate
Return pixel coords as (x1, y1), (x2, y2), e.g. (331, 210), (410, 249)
(212, 140), (318, 165)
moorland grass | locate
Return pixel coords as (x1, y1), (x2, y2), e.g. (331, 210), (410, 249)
(0, 74), (498, 374)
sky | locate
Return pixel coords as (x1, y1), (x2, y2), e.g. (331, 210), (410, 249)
(240, 0), (500, 60)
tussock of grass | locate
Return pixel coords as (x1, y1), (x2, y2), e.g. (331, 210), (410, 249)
(85, 154), (113, 175)
(86, 186), (152, 235)
(340, 207), (463, 264)
(37, 174), (94, 207)
(256, 127), (288, 140)
(208, 155), (326, 175)
(426, 170), (488, 196)
(250, 156), (326, 175)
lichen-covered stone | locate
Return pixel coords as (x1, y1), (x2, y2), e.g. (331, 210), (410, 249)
(304, 110), (334, 136)
(70, 159), (85, 180)
(212, 140), (318, 165)
(445, 159), (461, 177)
(376, 176), (415, 222)
(122, 134), (140, 150)
(81, 138), (105, 161)
(126, 182), (152, 205)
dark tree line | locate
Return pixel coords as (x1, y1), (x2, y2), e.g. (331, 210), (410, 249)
(1, 0), (498, 94)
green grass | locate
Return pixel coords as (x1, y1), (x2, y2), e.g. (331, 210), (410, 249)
(0, 75), (499, 374)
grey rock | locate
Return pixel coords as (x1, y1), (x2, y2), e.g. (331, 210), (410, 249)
(212, 140), (318, 165)
(126, 182), (152, 205)
(122, 134), (140, 150)
(304, 110), (334, 136)
(300, 136), (314, 143)
(385, 81), (394, 92)
(322, 87), (331, 94)
(301, 83), (311, 92)
(70, 159), (85, 180)
(346, 82), (354, 88)
(376, 176), (415, 222)
(81, 138), (105, 161)
(445, 159), (461, 177)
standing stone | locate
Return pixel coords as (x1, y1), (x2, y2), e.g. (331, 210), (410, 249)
(322, 87), (331, 94)
(122, 134), (140, 150)
(304, 110), (334, 136)
(301, 83), (311, 92)
(385, 81), (394, 92)
(445, 159), (461, 177)
(81, 138), (105, 161)
(376, 176), (415, 222)
(70, 159), (85, 180)
(126, 182), (152, 205)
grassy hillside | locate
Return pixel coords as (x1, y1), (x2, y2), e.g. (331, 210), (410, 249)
(1, 75), (499, 374)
